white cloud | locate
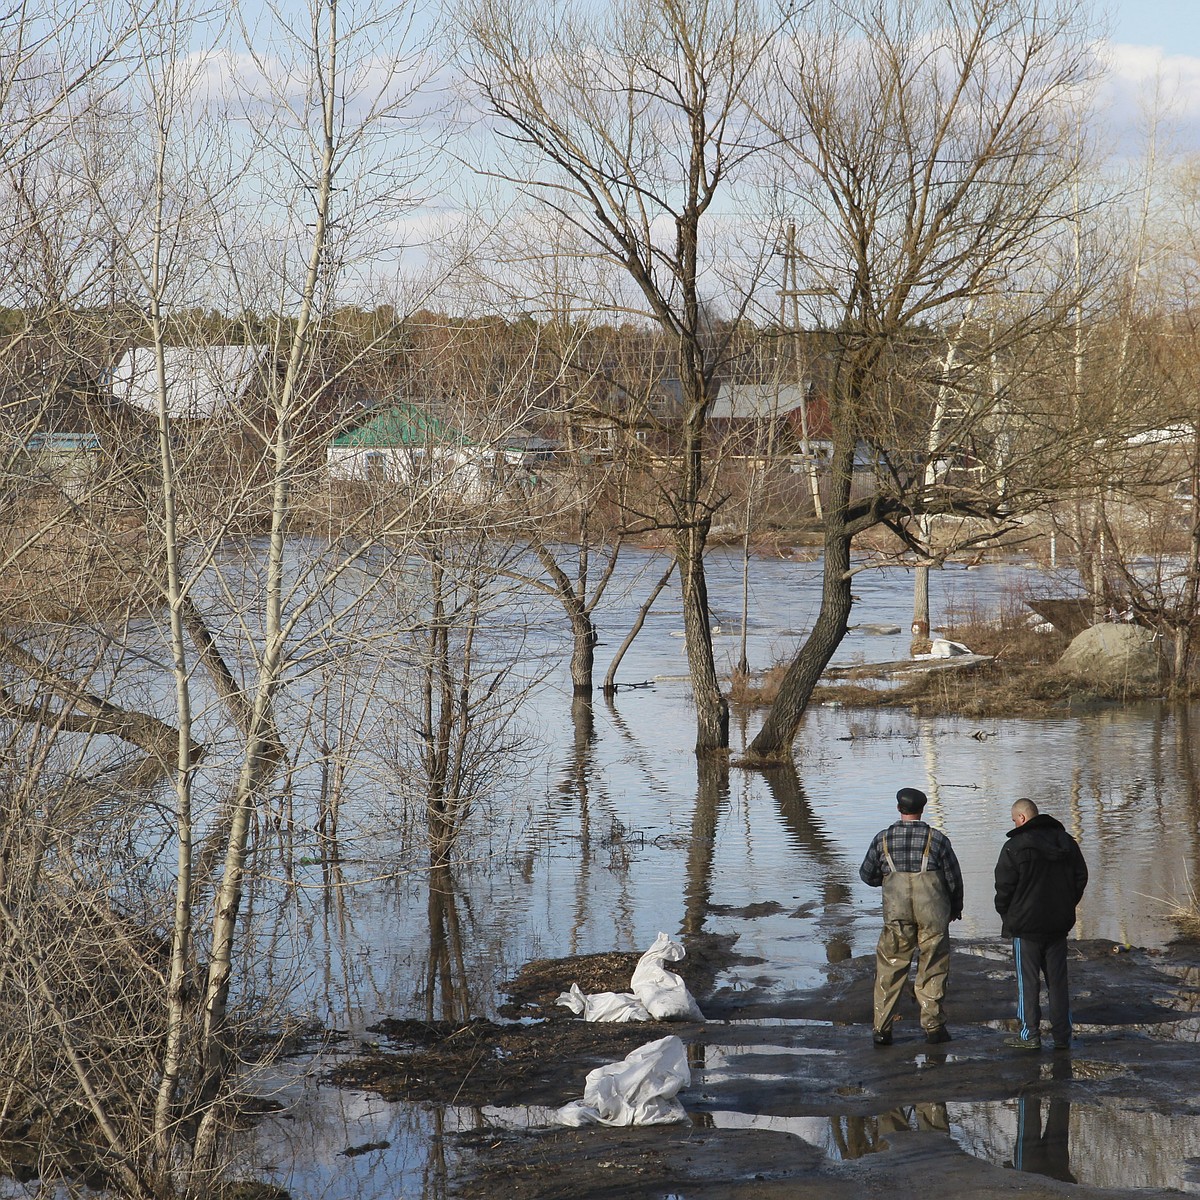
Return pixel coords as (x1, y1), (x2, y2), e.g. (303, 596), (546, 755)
(1095, 40), (1200, 154)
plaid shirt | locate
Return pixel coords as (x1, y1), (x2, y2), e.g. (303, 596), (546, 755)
(860, 819), (964, 918)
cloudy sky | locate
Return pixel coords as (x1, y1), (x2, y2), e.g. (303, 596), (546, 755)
(1102, 0), (1200, 148)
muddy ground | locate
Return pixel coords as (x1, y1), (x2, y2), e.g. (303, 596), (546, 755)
(330, 930), (1200, 1199)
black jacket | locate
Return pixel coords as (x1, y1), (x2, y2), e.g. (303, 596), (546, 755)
(994, 814), (1088, 941)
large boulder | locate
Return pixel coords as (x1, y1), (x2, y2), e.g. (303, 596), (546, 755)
(1057, 622), (1161, 689)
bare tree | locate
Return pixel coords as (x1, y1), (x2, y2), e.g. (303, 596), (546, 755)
(380, 514), (543, 1020)
(396, 293), (634, 697)
(1080, 151), (1200, 690)
(463, 0), (778, 753)
(746, 0), (1100, 760)
(0, 0), (450, 1189)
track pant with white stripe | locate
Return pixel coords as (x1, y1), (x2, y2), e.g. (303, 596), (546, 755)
(1013, 935), (1071, 1044)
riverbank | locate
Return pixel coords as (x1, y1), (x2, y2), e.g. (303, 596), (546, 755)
(732, 596), (1177, 718)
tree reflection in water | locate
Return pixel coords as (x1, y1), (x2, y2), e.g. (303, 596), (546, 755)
(761, 763), (856, 963)
(683, 757), (730, 936)
(566, 696), (599, 956)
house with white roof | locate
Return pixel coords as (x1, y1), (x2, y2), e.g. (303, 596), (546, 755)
(110, 345), (275, 421)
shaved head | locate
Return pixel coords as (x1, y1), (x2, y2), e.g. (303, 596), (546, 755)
(1012, 798), (1038, 824)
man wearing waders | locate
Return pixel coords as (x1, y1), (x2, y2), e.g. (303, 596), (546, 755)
(859, 787), (963, 1046)
(994, 797), (1088, 1051)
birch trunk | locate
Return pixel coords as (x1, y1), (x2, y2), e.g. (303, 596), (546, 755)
(192, 0), (339, 1166)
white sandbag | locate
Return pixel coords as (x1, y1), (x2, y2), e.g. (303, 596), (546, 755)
(557, 933), (704, 1025)
(556, 1035), (690, 1127)
(630, 932), (704, 1021)
(555, 982), (651, 1023)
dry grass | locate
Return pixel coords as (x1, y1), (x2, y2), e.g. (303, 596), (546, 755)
(1155, 875), (1200, 941)
(874, 661), (1077, 716)
(499, 949), (642, 1018)
(0, 501), (158, 624)
(726, 582), (1170, 717)
(1170, 909), (1200, 941)
(728, 662), (789, 706)
(940, 581), (1069, 665)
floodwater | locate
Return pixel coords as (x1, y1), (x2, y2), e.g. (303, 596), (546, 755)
(208, 546), (1200, 1196)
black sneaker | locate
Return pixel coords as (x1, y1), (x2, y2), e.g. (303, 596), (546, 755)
(1004, 1034), (1042, 1050)
(872, 1029), (893, 1046)
(925, 1026), (951, 1044)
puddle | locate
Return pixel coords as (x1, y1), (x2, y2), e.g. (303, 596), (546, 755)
(237, 1079), (456, 1199)
(473, 1103), (561, 1130)
(948, 944), (1011, 963)
(1050, 1058), (1122, 1081)
(948, 1097), (1200, 1192)
(913, 1052), (964, 1068)
(1133, 1015), (1200, 1043)
(718, 1018), (836, 1028)
(698, 1043), (838, 1085)
(373, 1088), (1200, 1197)
(706, 1100), (1200, 1193)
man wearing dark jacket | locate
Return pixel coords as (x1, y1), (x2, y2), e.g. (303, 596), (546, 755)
(994, 798), (1088, 1051)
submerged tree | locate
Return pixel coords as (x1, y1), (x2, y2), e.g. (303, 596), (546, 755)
(463, 0), (778, 754)
(746, 0), (1101, 760)
(398, 297), (635, 698)
(382, 513), (543, 1020)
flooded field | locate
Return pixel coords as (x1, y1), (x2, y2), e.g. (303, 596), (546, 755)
(205, 547), (1200, 1199)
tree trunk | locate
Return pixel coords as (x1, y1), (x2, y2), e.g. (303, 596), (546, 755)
(676, 354), (727, 754)
(604, 561), (674, 695)
(193, 9), (336, 1158)
(145, 288), (196, 1158)
(529, 541), (601, 695)
(747, 436), (857, 761)
(181, 596), (283, 757)
(569, 607), (598, 696)
(1174, 438), (1200, 693)
(0, 635), (197, 764)
(678, 522), (728, 754)
(912, 564), (930, 641)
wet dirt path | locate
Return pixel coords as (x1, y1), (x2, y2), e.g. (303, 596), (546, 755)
(336, 935), (1200, 1198)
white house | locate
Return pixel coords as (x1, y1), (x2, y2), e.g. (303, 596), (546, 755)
(327, 403), (525, 501)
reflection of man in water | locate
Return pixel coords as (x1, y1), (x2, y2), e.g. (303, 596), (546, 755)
(994, 798), (1088, 1051)
(1012, 1059), (1076, 1182)
(833, 1104), (950, 1158)
(859, 787), (964, 1046)
(878, 1102), (950, 1136)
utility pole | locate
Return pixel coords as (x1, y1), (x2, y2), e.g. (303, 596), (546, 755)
(912, 303), (974, 647)
(777, 222), (823, 519)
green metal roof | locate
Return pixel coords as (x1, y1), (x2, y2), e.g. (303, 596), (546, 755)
(330, 403), (468, 449)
